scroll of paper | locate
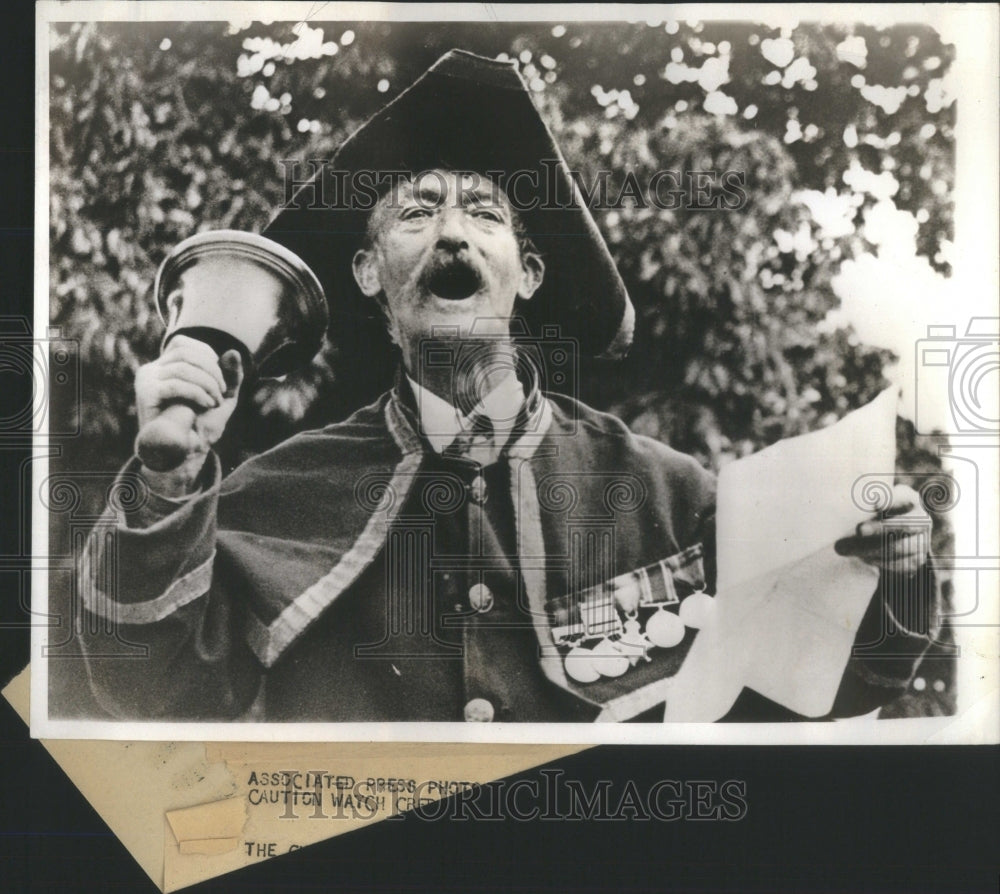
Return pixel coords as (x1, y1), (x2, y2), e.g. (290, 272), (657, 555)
(664, 387), (899, 721)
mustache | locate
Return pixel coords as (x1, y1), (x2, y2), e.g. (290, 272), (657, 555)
(419, 253), (483, 301)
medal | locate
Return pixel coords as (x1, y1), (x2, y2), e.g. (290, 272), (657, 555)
(679, 590), (716, 629)
(590, 637), (630, 677)
(645, 605), (685, 648)
(616, 613), (653, 665)
(564, 642), (601, 683)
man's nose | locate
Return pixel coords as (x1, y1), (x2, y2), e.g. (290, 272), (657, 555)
(434, 207), (469, 253)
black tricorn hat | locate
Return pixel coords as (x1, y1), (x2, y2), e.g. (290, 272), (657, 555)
(263, 48), (634, 364)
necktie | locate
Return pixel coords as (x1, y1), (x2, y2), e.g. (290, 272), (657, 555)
(444, 413), (495, 460)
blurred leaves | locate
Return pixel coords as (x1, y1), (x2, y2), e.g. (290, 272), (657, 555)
(50, 18), (954, 473)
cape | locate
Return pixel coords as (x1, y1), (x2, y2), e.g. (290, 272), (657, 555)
(76, 387), (937, 723)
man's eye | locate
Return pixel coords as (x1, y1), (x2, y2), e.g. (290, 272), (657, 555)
(402, 207), (433, 220)
(472, 208), (503, 223)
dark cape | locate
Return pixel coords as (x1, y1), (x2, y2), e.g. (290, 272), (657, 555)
(76, 386), (937, 723)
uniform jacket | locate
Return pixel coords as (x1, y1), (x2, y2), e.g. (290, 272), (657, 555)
(79, 379), (938, 723)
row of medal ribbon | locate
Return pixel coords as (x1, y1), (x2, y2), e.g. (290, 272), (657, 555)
(549, 557), (717, 684)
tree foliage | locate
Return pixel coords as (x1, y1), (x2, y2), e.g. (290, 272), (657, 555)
(49, 18), (954, 471)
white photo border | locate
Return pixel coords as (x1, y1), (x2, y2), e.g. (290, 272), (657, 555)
(31, 1), (999, 743)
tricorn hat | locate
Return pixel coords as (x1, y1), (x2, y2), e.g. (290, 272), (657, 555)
(263, 49), (634, 369)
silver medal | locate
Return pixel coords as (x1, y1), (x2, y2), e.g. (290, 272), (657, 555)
(616, 615), (653, 665)
(679, 590), (716, 629)
(645, 606), (685, 648)
(590, 637), (630, 678)
(564, 643), (601, 683)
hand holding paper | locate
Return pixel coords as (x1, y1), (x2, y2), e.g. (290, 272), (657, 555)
(834, 484), (932, 575)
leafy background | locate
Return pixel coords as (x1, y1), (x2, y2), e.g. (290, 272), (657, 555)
(47, 17), (957, 716)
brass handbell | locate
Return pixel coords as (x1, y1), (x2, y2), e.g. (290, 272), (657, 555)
(136, 230), (327, 471)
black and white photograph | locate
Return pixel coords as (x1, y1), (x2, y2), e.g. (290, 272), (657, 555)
(29, 2), (997, 742)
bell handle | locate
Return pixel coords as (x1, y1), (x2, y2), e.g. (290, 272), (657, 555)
(135, 403), (199, 472)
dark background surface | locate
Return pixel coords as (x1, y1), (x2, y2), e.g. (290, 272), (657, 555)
(1, 681), (998, 894)
(3, 6), (997, 893)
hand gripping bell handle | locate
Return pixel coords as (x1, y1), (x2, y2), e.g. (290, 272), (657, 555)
(135, 403), (199, 472)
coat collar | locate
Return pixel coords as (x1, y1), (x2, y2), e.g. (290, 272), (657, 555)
(405, 371), (525, 456)
(386, 359), (552, 460)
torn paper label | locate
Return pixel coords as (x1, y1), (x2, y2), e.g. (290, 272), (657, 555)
(2, 666), (582, 893)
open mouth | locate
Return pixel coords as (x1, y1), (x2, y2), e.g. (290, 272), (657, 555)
(423, 258), (482, 301)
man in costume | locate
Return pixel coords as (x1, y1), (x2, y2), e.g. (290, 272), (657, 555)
(79, 50), (937, 723)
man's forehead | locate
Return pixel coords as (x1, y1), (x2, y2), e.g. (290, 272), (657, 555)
(363, 169), (517, 240)
(394, 170), (510, 205)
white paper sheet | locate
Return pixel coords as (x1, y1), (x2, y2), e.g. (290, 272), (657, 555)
(664, 388), (898, 720)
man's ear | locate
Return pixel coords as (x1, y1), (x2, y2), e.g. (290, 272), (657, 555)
(352, 247), (399, 346)
(352, 248), (382, 298)
(517, 252), (545, 302)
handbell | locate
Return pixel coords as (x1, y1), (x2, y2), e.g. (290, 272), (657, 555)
(136, 230), (328, 471)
